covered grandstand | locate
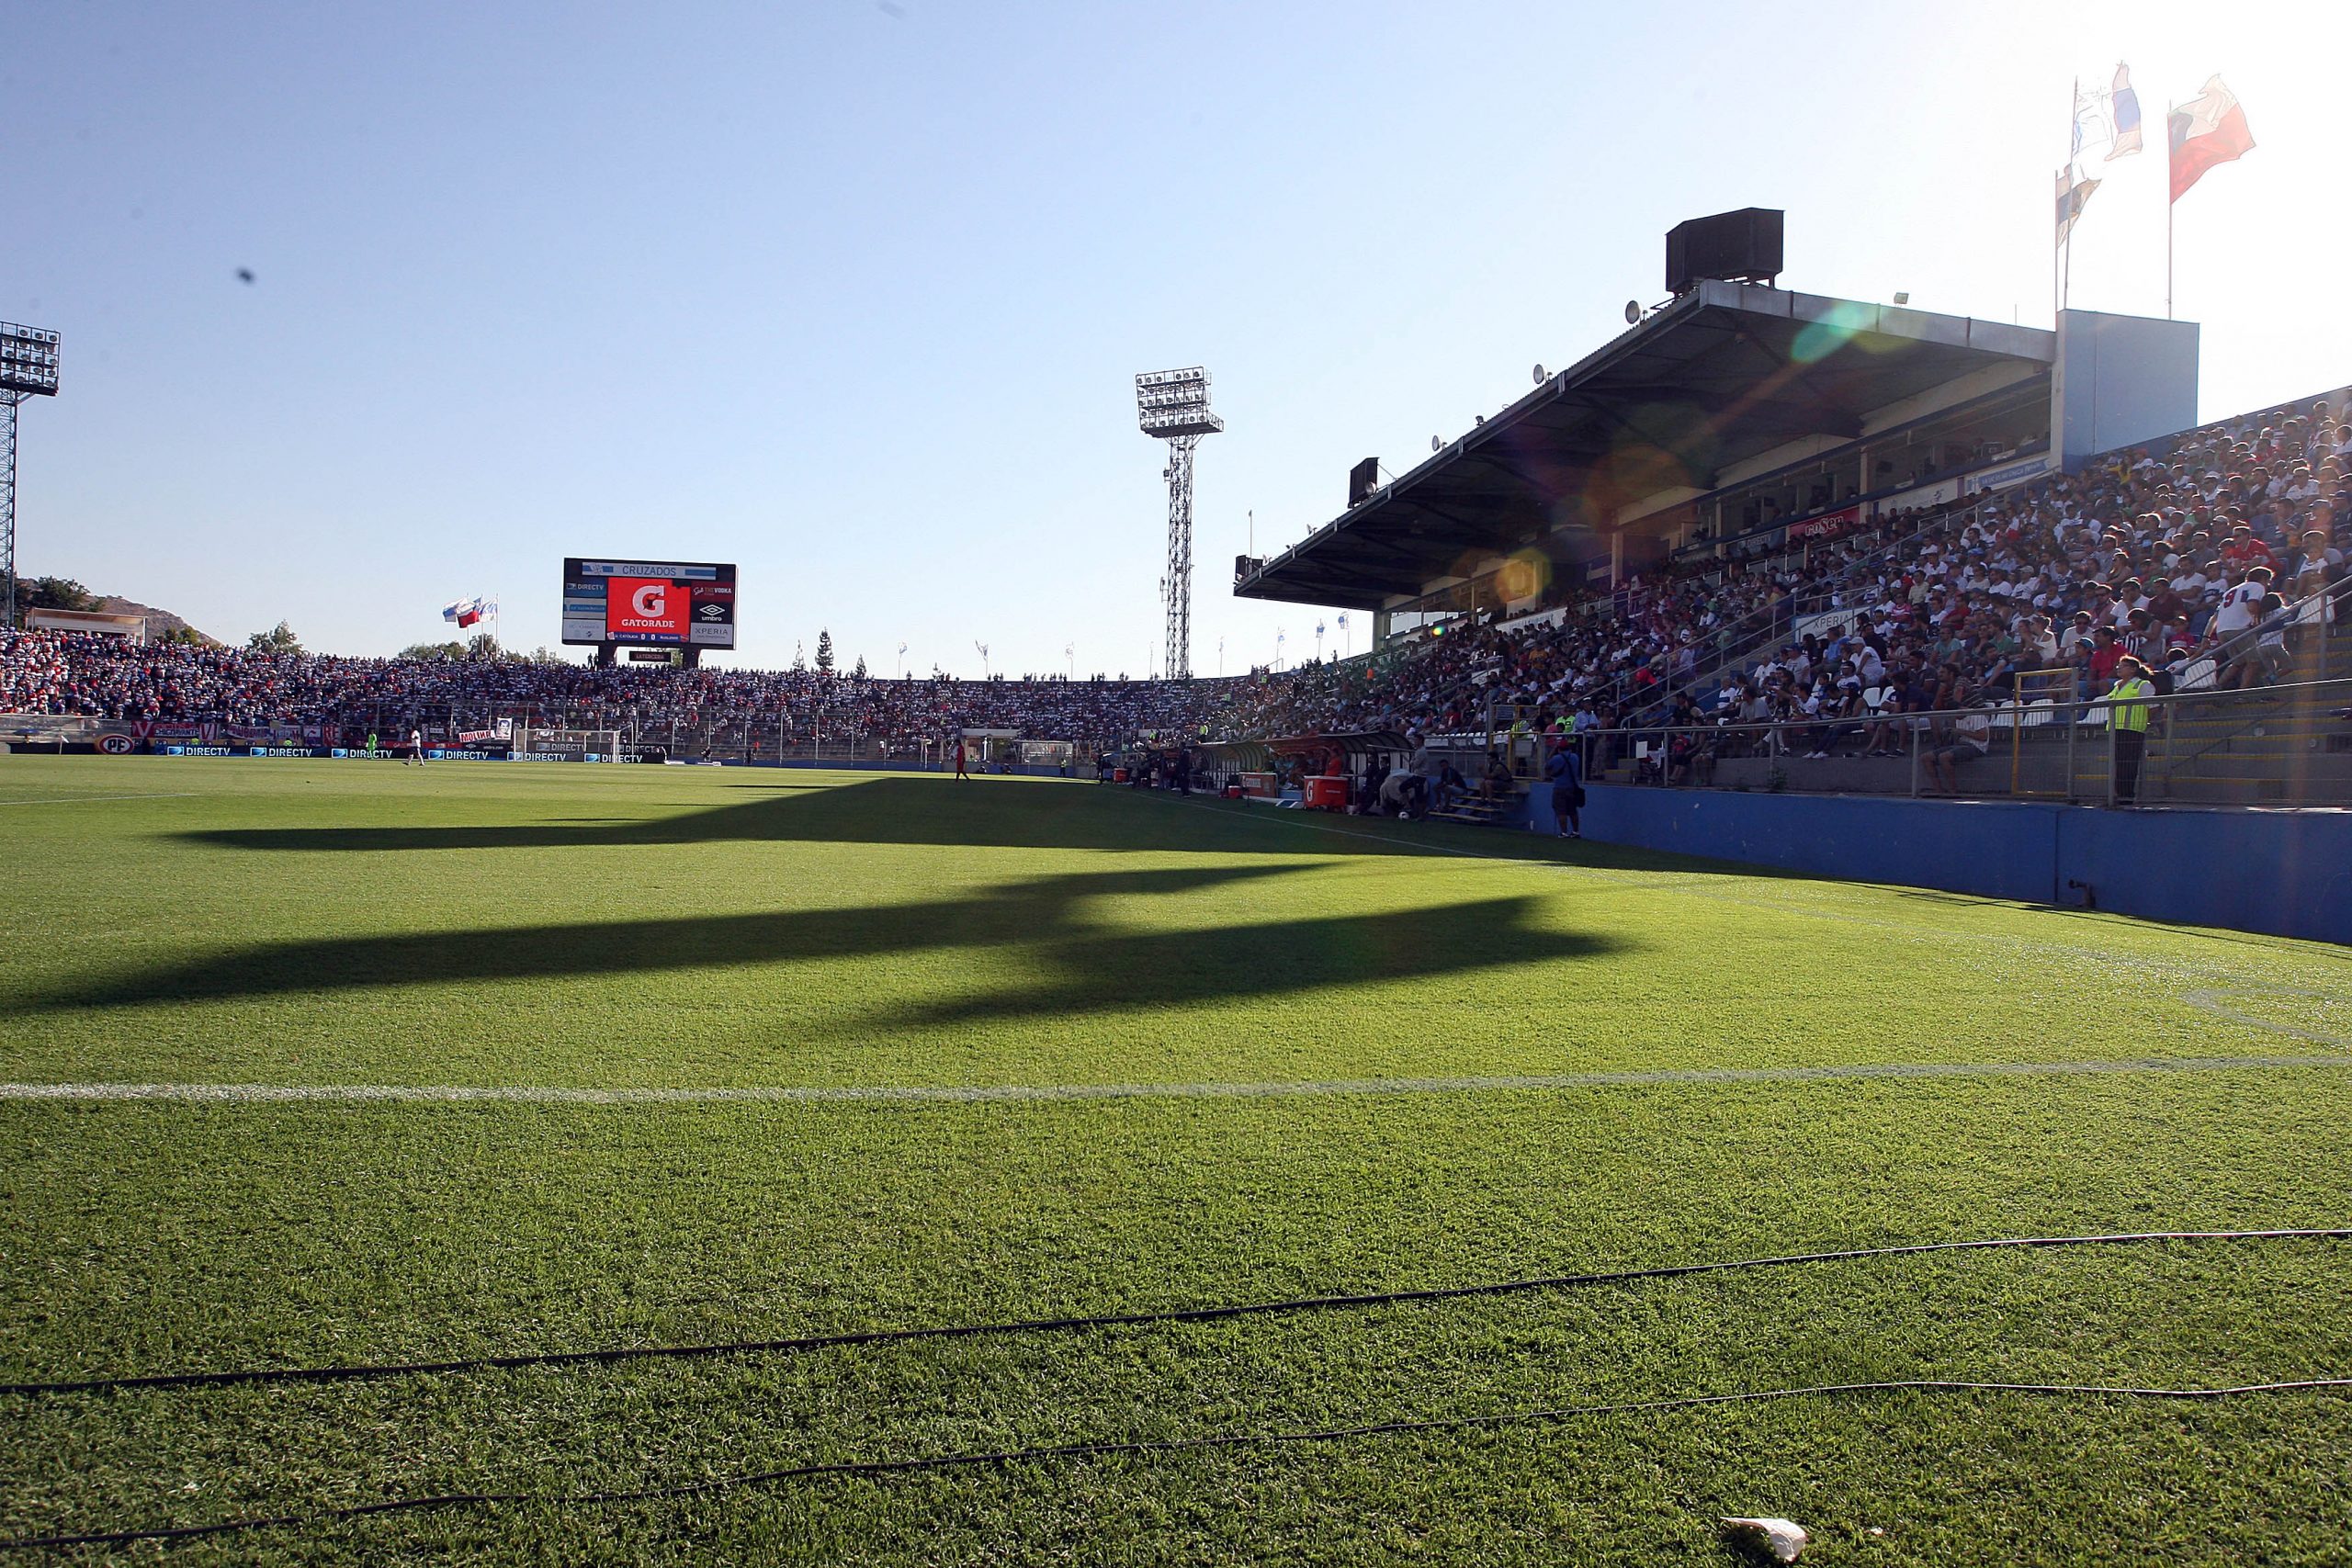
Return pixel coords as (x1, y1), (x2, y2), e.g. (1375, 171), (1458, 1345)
(1236, 283), (2196, 644)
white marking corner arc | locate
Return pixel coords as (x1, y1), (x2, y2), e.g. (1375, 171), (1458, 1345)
(2179, 987), (2352, 1049)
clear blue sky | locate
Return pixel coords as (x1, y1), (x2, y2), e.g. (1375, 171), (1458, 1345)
(6, 1), (2346, 673)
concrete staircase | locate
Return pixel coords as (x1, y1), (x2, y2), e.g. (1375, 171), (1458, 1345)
(2148, 674), (2352, 806)
(1428, 788), (1527, 829)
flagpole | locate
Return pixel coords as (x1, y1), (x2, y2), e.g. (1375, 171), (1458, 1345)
(2165, 99), (2175, 320)
(2063, 77), (2076, 314)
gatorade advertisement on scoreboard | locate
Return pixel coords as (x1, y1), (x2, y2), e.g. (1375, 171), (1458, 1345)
(560, 558), (736, 649)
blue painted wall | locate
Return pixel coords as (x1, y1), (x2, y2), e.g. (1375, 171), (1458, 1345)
(2051, 807), (2352, 945)
(1522, 783), (2352, 945)
(759, 758), (1071, 777)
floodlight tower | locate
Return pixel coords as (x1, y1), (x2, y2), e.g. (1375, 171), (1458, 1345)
(1135, 367), (1223, 680)
(0, 323), (62, 630)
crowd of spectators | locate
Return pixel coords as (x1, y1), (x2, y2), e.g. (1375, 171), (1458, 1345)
(1227, 388), (2351, 750)
(0, 635), (1256, 754)
(4, 393), (2344, 759)
(1688, 394), (2348, 742)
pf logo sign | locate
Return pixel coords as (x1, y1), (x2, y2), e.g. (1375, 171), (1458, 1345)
(605, 576), (689, 641)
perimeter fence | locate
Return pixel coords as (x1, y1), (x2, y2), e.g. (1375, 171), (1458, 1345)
(1538, 676), (2352, 809)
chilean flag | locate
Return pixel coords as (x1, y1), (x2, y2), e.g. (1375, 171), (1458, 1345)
(2169, 75), (2254, 203)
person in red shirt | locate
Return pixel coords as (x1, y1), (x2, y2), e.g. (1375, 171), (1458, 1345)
(2222, 524), (2279, 572)
(2084, 626), (2124, 689)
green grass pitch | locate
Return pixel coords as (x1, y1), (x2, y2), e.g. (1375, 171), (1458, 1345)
(2, 755), (2348, 1564)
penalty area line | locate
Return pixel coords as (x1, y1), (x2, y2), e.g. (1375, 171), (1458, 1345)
(3, 1054), (2347, 1109)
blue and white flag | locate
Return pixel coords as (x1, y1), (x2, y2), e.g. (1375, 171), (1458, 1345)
(2055, 165), (2100, 248)
(2107, 64), (2143, 159)
(2070, 80), (2103, 164)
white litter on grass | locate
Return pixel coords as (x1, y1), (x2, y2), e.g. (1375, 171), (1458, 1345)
(1722, 1516), (1808, 1562)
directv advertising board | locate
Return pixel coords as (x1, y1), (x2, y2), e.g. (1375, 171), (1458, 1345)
(561, 558), (737, 648)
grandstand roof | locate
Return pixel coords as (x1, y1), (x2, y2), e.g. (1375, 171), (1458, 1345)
(1236, 282), (2055, 610)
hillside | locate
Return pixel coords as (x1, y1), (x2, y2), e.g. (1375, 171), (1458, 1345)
(90, 595), (215, 645)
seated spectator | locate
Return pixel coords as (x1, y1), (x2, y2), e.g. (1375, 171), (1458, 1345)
(1920, 690), (1994, 795)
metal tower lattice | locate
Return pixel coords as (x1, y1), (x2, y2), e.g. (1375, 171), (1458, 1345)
(1160, 434), (1199, 679)
(1, 396), (19, 629)
(0, 321), (62, 631)
(1135, 367), (1222, 681)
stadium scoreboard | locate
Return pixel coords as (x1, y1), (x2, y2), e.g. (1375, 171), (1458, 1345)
(561, 558), (736, 649)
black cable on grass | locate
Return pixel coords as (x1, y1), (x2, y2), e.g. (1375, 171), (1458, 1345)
(6, 1375), (2348, 1551)
(5, 1228), (2346, 1402)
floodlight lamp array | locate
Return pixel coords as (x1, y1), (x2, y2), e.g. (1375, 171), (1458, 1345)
(1136, 367), (1218, 436)
(0, 323), (60, 397)
(1139, 409), (1225, 437)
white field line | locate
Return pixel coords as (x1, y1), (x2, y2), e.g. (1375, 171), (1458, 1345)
(0, 792), (205, 807)
(2179, 988), (2352, 1046)
(3, 1054), (2347, 1109)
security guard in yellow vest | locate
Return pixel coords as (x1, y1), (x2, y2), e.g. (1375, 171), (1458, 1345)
(2107, 656), (2156, 806)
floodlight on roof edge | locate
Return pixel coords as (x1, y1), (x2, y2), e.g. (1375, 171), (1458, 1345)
(0, 322), (62, 631)
(1136, 367), (1223, 680)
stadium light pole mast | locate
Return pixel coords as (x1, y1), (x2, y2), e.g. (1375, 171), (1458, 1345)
(0, 323), (62, 630)
(1135, 367), (1223, 680)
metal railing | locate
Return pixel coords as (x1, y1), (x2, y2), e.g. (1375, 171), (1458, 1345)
(1383, 496), (1982, 738)
(1590, 497), (1990, 721)
(2186, 562), (2351, 686)
(1564, 674), (2352, 808)
(1487, 545), (2349, 751)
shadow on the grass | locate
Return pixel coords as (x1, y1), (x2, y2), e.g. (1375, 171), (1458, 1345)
(175, 776), (1408, 857)
(30, 863), (1629, 1020)
(901, 893), (1622, 1024)
(175, 773), (1747, 876)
